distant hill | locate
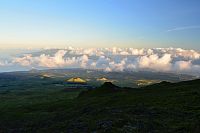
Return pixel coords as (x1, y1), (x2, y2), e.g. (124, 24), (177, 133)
(1, 68), (197, 88)
(97, 77), (109, 81)
(99, 82), (120, 89)
(66, 77), (86, 83)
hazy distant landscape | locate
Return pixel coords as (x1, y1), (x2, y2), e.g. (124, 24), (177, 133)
(0, 68), (197, 88)
(1, 0), (200, 132)
(0, 69), (200, 132)
(1, 47), (199, 132)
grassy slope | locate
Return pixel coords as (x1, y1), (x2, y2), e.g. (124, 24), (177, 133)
(0, 79), (200, 133)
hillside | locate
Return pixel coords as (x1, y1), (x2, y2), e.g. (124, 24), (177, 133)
(0, 69), (196, 88)
(0, 79), (200, 132)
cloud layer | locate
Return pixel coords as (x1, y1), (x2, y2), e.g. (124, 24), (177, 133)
(1, 47), (200, 75)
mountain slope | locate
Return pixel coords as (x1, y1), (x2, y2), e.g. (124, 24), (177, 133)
(0, 79), (200, 132)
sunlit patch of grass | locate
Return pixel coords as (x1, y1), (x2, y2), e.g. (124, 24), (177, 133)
(135, 79), (160, 86)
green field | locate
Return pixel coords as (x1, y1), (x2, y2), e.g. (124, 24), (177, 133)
(0, 73), (200, 132)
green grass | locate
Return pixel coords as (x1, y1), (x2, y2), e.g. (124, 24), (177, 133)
(0, 78), (200, 132)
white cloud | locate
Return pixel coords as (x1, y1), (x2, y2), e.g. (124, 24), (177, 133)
(120, 51), (129, 55)
(174, 61), (192, 71)
(5, 47), (199, 75)
(13, 54), (33, 66)
(130, 48), (145, 55)
(108, 59), (126, 72)
(138, 54), (172, 71)
(80, 55), (89, 68)
(167, 26), (200, 32)
(0, 61), (5, 66)
(95, 56), (110, 68)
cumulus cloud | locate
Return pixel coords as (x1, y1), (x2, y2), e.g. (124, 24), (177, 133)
(174, 61), (192, 71)
(13, 51), (68, 68)
(95, 56), (110, 68)
(0, 61), (5, 66)
(138, 54), (172, 71)
(108, 59), (126, 72)
(2, 47), (199, 75)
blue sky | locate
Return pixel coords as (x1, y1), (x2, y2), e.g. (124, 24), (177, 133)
(0, 0), (200, 50)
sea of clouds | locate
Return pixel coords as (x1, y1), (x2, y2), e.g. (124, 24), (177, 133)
(0, 47), (200, 75)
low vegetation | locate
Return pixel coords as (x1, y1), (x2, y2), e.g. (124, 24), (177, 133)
(0, 72), (200, 132)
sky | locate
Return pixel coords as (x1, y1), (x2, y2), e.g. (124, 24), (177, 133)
(0, 0), (200, 50)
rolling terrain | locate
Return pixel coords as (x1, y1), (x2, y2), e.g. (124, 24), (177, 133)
(0, 68), (196, 87)
(0, 70), (200, 132)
